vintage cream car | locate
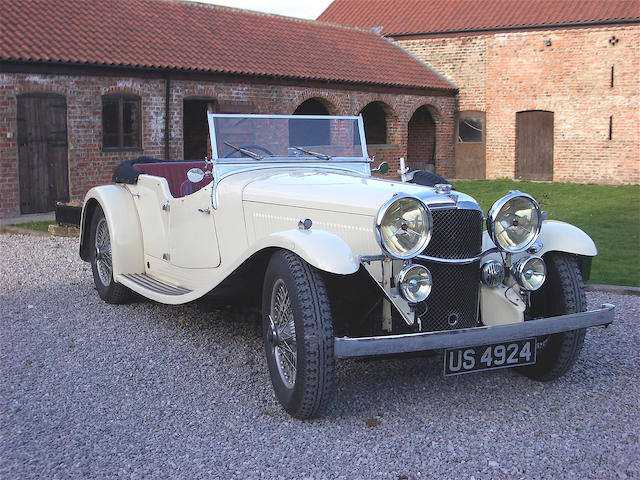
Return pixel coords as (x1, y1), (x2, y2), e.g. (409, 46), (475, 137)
(79, 114), (614, 418)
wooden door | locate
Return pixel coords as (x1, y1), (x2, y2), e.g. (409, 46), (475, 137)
(455, 111), (486, 179)
(17, 93), (69, 213)
(516, 110), (554, 181)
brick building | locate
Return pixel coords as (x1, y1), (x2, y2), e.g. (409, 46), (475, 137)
(0, 0), (457, 217)
(320, 0), (640, 184)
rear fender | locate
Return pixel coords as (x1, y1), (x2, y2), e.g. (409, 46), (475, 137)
(79, 185), (145, 276)
(252, 229), (359, 275)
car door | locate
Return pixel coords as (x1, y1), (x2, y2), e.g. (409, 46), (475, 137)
(167, 188), (221, 269)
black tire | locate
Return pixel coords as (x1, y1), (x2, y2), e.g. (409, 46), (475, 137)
(410, 170), (450, 187)
(518, 253), (586, 381)
(89, 206), (131, 304)
(262, 250), (334, 419)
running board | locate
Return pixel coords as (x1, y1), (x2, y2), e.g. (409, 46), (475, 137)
(121, 273), (192, 296)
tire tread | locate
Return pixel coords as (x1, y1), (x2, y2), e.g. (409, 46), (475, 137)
(265, 250), (334, 419)
(520, 253), (586, 381)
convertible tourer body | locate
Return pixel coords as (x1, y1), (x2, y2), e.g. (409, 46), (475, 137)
(80, 114), (614, 418)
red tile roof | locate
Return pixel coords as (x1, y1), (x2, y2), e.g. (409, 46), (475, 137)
(318, 0), (640, 36)
(0, 0), (455, 91)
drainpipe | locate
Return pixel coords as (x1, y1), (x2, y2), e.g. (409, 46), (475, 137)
(164, 72), (171, 160)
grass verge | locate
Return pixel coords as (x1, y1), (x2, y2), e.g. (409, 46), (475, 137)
(451, 179), (639, 287)
(8, 221), (55, 232)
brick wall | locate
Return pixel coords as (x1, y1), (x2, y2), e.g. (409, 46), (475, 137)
(0, 71), (456, 216)
(398, 24), (640, 184)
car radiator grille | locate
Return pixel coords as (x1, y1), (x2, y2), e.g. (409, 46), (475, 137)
(415, 208), (483, 332)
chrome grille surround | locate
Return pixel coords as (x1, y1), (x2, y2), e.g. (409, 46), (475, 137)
(414, 208), (483, 332)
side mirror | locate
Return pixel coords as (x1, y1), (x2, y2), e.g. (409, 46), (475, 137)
(371, 161), (389, 175)
(187, 168), (205, 183)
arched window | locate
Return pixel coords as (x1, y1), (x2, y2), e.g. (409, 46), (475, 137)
(102, 94), (141, 150)
(359, 102), (388, 144)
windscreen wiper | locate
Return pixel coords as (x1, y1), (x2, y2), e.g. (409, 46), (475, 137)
(292, 146), (332, 160)
(223, 141), (264, 160)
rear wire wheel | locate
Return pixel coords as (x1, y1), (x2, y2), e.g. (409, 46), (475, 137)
(89, 205), (130, 304)
(518, 253), (587, 381)
(262, 250), (334, 419)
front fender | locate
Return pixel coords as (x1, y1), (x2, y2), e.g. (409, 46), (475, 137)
(536, 220), (597, 257)
(79, 185), (145, 276)
(252, 229), (359, 275)
(482, 219), (597, 258)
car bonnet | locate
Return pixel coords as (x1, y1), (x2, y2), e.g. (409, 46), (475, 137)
(241, 168), (437, 217)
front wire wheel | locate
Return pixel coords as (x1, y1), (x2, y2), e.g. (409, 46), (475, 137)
(270, 279), (297, 388)
(89, 205), (130, 304)
(262, 250), (334, 419)
(518, 253), (587, 381)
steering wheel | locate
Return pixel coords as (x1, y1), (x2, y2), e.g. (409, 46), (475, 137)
(222, 144), (274, 159)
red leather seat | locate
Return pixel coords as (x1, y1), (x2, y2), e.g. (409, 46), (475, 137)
(132, 161), (212, 198)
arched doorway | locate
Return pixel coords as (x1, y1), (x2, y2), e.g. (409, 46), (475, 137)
(293, 98), (332, 115)
(17, 93), (69, 213)
(359, 102), (388, 144)
(407, 106), (436, 172)
(290, 98), (334, 146)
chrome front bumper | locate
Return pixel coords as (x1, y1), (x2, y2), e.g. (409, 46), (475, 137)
(334, 304), (615, 358)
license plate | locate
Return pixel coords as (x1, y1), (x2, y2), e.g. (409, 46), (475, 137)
(443, 338), (537, 376)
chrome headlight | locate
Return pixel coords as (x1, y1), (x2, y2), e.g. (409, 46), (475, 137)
(487, 191), (542, 253)
(398, 264), (432, 303)
(511, 255), (546, 291)
(375, 194), (432, 259)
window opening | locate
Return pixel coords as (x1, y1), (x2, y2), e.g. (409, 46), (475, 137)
(102, 94), (141, 150)
(458, 118), (483, 143)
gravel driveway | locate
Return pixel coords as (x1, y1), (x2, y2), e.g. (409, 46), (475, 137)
(1, 234), (638, 479)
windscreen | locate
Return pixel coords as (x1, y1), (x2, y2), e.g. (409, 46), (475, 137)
(211, 115), (366, 161)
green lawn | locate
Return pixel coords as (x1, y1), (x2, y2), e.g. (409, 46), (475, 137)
(452, 179), (640, 287)
(8, 220), (55, 232)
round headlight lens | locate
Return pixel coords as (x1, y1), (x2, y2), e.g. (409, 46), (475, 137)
(487, 192), (542, 253)
(376, 195), (432, 259)
(511, 255), (546, 291)
(398, 264), (433, 303)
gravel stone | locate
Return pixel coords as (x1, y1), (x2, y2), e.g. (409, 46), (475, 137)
(1, 234), (638, 479)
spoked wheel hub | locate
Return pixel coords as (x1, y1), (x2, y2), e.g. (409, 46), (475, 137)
(94, 218), (113, 286)
(269, 279), (297, 389)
